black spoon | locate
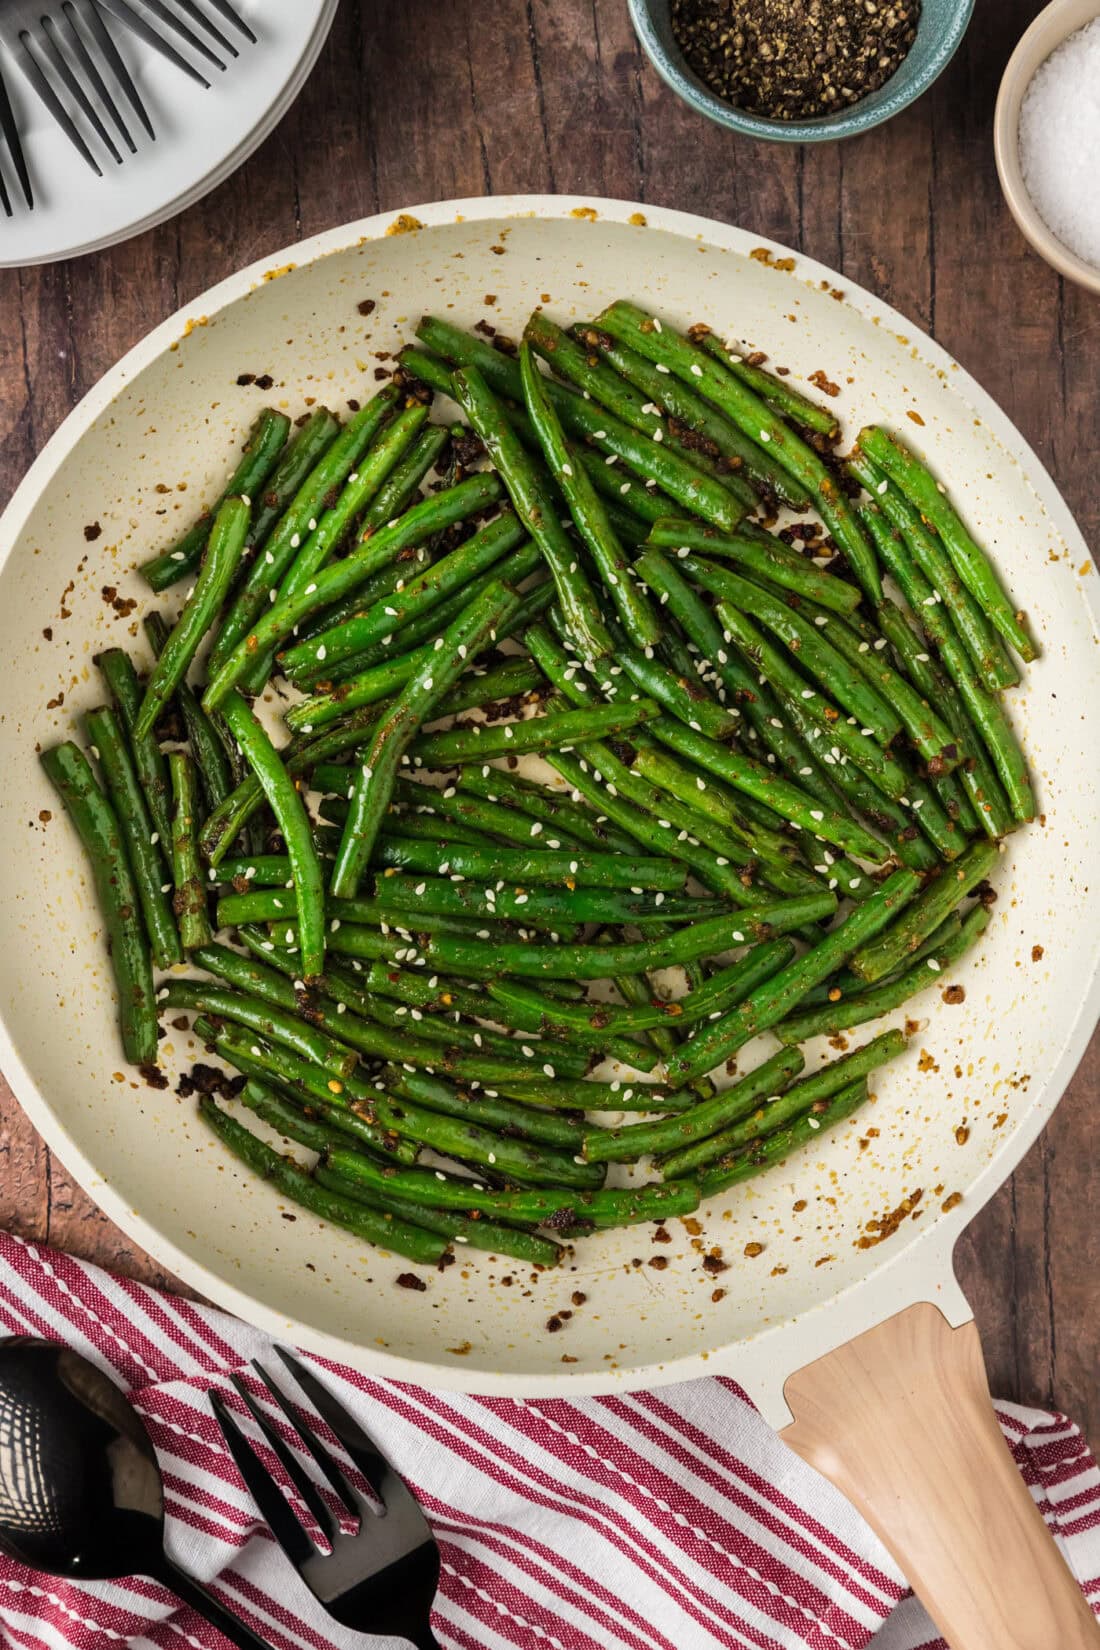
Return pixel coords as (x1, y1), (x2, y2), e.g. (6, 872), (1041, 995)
(0, 1337), (276, 1649)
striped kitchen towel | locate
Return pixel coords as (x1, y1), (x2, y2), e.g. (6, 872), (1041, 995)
(0, 1230), (1096, 1650)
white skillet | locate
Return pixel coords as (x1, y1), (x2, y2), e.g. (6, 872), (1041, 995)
(0, 197), (1097, 1646)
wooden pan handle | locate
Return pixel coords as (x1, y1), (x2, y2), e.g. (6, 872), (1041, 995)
(781, 1302), (1100, 1650)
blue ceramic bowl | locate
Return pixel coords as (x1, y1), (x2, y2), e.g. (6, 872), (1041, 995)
(627, 0), (975, 142)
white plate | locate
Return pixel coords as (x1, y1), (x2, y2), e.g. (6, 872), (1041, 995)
(0, 197), (1098, 1415)
(0, 0), (337, 266)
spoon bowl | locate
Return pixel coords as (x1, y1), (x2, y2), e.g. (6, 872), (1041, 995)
(0, 1337), (269, 1647)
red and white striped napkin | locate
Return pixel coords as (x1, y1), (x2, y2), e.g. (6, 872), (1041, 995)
(0, 1230), (1096, 1650)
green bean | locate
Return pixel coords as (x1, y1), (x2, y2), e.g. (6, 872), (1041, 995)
(191, 1017), (417, 1164)
(456, 765), (649, 856)
(766, 675), (941, 873)
(592, 303), (880, 599)
(380, 1065), (596, 1157)
(519, 341), (661, 648)
(584, 1045), (804, 1164)
(206, 986), (603, 1185)
(143, 612), (235, 816)
(698, 332), (840, 439)
(219, 691), (326, 978)
(41, 742), (158, 1066)
(329, 582), (520, 898)
(493, 938), (796, 1043)
(611, 642), (742, 743)
(647, 718), (890, 865)
(572, 324), (810, 507)
(199, 1098), (446, 1265)
(246, 408), (341, 552)
(859, 501), (1034, 825)
(318, 791), (497, 855)
(204, 472), (505, 711)
(208, 855), (296, 887)
(257, 943), (594, 1079)
(94, 648), (173, 845)
(372, 873), (726, 930)
(340, 894), (834, 982)
(715, 600), (963, 861)
(377, 837), (687, 890)
(315, 1164), (563, 1267)
(167, 754), (212, 950)
(850, 839), (999, 984)
(408, 696), (661, 770)
(660, 1029), (905, 1177)
(316, 541), (547, 688)
(324, 1141), (698, 1227)
(208, 391), (400, 676)
(849, 450), (1018, 692)
(486, 944), (788, 1065)
(479, 1075), (697, 1112)
(358, 424), (451, 533)
(397, 775), (588, 854)
(428, 319), (753, 537)
(85, 707), (180, 969)
(240, 403), (430, 694)
(525, 313), (757, 512)
(139, 410), (289, 592)
(858, 426), (1037, 664)
(775, 904), (990, 1042)
(280, 510), (527, 684)
(134, 498), (250, 740)
(448, 366), (613, 661)
(695, 1078), (869, 1199)
(237, 1077), (366, 1158)
(292, 545), (433, 648)
(646, 520), (860, 615)
(666, 867), (920, 1085)
(161, 977), (361, 1076)
(462, 984), (656, 1071)
(628, 549), (872, 900)
(874, 598), (987, 835)
(681, 556), (900, 740)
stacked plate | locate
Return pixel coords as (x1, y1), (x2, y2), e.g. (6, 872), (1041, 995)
(0, 0), (338, 265)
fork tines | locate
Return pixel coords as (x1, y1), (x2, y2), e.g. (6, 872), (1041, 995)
(1, 0), (154, 185)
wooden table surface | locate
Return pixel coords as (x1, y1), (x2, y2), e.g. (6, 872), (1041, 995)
(1, 0), (1096, 1441)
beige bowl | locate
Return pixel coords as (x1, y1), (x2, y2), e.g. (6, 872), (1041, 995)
(994, 0), (1100, 293)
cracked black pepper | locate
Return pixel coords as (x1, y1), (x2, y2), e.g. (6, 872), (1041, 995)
(671, 0), (922, 122)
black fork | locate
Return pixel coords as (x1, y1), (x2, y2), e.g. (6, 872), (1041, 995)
(211, 1348), (442, 1650)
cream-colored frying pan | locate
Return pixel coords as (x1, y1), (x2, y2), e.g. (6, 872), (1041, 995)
(0, 198), (1097, 1648)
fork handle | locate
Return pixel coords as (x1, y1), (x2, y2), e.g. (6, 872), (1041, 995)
(149, 1554), (278, 1650)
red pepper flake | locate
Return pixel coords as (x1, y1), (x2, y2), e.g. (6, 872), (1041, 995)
(807, 370), (840, 397)
(701, 1253), (728, 1276)
(1031, 944), (1045, 962)
(546, 1315), (563, 1333)
(649, 1255), (669, 1270)
(571, 1291), (587, 1306)
(357, 299), (376, 316)
(907, 410), (926, 426)
(711, 1287), (726, 1302)
(83, 521), (102, 541)
(941, 1192), (963, 1213)
(254, 373), (275, 391)
(955, 1125), (970, 1146)
(743, 1241), (765, 1258)
(942, 984), (965, 1005)
(792, 1199), (807, 1213)
(396, 1273), (427, 1292)
(771, 1265), (788, 1277)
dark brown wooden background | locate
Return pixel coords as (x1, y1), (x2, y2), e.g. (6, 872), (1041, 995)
(1, 0), (1096, 1441)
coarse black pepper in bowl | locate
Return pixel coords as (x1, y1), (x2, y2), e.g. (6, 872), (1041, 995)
(628, 0), (974, 142)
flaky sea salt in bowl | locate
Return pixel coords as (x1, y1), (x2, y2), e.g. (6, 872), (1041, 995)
(995, 0), (1100, 293)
